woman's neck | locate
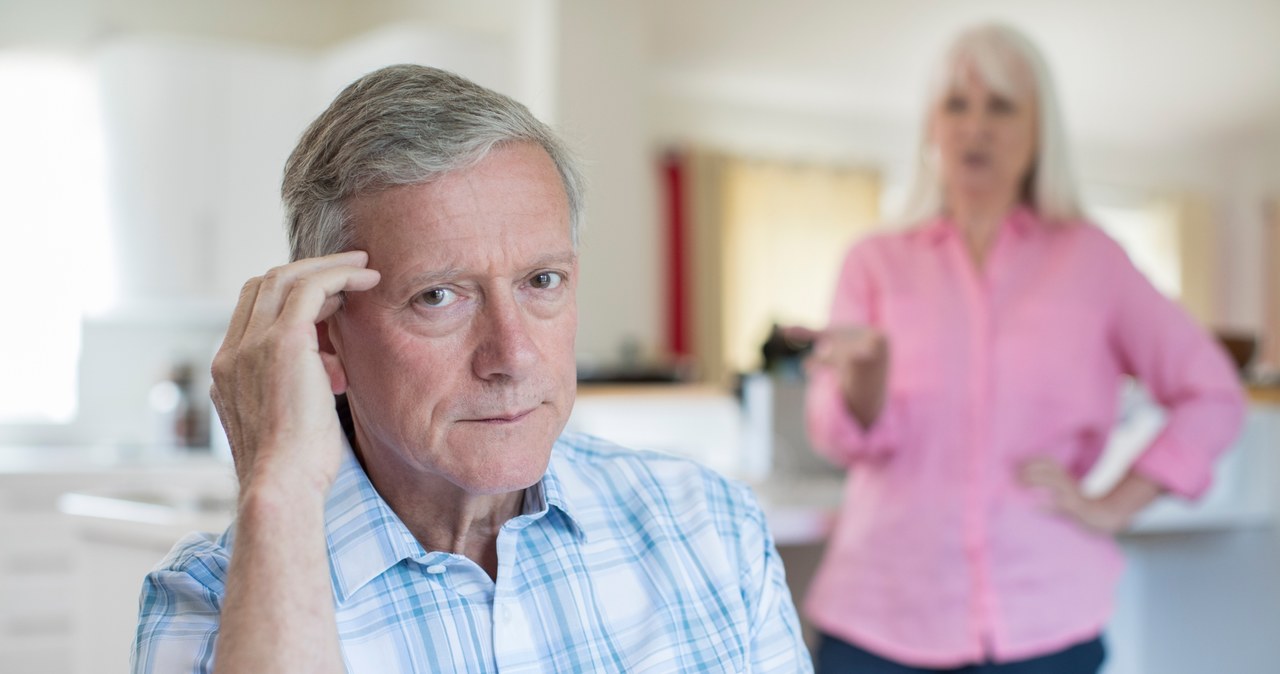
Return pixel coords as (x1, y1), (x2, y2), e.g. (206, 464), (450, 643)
(948, 194), (1020, 269)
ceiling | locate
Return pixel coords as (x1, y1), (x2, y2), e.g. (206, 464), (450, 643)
(3, 0), (1278, 152)
(646, 0), (1280, 151)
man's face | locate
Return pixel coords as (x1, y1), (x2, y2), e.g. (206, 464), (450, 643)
(327, 142), (578, 496)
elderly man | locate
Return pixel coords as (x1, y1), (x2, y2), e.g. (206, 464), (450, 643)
(131, 65), (811, 673)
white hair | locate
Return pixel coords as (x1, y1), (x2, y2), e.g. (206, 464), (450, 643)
(897, 23), (1084, 225)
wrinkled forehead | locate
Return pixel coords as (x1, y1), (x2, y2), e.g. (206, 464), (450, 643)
(933, 39), (1036, 103)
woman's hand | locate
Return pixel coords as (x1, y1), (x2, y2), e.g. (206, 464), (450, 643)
(785, 325), (890, 430)
(210, 251), (381, 497)
(1020, 458), (1163, 535)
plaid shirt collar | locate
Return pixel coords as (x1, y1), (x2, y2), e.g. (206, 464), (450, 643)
(324, 435), (584, 604)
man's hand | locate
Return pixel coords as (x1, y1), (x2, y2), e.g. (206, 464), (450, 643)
(210, 252), (378, 674)
(211, 251), (380, 496)
(785, 325), (890, 430)
(1020, 457), (1162, 535)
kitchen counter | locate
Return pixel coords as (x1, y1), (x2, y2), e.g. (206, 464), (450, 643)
(1247, 383), (1280, 406)
(750, 475), (845, 547)
(0, 444), (230, 476)
(764, 401), (1279, 545)
(51, 462), (842, 548)
(3, 446), (235, 547)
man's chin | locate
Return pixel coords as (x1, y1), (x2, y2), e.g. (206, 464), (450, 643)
(450, 455), (552, 496)
(442, 436), (556, 495)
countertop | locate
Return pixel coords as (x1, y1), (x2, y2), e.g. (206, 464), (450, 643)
(50, 455), (1273, 553)
(1247, 383), (1280, 406)
(26, 396), (1280, 549)
(0, 444), (229, 476)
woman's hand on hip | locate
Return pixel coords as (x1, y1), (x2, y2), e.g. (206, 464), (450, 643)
(1020, 457), (1132, 535)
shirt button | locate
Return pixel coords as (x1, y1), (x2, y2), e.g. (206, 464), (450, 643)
(425, 564), (446, 574)
(501, 605), (512, 622)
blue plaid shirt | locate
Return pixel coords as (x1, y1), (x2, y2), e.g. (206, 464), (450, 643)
(132, 432), (812, 672)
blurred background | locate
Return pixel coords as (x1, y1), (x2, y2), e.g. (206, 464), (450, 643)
(0, 0), (1277, 672)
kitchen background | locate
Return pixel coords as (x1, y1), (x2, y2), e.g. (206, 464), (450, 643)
(0, 0), (1278, 672)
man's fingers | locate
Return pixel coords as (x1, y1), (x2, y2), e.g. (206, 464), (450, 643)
(245, 251), (372, 334)
(221, 277), (263, 354)
(277, 266), (381, 328)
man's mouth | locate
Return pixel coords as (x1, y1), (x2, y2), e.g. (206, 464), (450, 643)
(468, 407), (537, 424)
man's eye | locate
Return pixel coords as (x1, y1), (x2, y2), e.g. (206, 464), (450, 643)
(531, 272), (563, 290)
(418, 288), (457, 307)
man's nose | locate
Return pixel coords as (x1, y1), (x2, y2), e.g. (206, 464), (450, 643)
(472, 292), (538, 381)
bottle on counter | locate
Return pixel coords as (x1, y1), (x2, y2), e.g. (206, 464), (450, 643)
(148, 361), (204, 448)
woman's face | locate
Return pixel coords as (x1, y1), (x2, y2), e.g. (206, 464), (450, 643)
(929, 62), (1038, 211)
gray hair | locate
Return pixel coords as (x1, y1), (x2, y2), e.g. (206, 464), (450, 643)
(899, 23), (1084, 225)
(282, 64), (585, 261)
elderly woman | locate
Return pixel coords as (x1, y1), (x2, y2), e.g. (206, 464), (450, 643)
(798, 23), (1245, 673)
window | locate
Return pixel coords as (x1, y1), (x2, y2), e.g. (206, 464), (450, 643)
(682, 152), (880, 380)
(1092, 201), (1182, 299)
(0, 54), (113, 423)
(1090, 193), (1216, 327)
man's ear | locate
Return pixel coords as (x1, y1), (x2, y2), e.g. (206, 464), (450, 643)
(317, 320), (349, 395)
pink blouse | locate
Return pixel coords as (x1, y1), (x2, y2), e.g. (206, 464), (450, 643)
(803, 207), (1246, 667)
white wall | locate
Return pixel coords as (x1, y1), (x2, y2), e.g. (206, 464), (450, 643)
(555, 0), (661, 366)
(95, 37), (309, 307)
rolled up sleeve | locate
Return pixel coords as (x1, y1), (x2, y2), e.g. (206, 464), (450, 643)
(1102, 234), (1247, 499)
(131, 533), (228, 674)
(806, 368), (904, 466)
(805, 241), (905, 465)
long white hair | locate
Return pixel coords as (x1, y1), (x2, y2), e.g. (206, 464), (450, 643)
(897, 23), (1084, 226)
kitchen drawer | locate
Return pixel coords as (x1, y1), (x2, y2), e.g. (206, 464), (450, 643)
(0, 513), (76, 567)
(0, 599), (74, 674)
(0, 633), (73, 674)
(0, 574), (73, 623)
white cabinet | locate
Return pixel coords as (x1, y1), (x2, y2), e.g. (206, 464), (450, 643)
(1104, 403), (1280, 674)
(94, 37), (307, 308)
(0, 448), (234, 674)
(61, 475), (236, 674)
(0, 478), (82, 674)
